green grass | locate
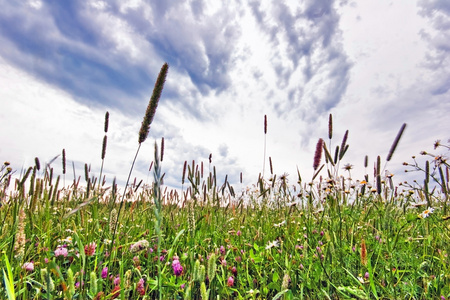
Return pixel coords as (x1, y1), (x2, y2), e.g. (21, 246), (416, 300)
(0, 64), (449, 299)
(0, 134), (449, 299)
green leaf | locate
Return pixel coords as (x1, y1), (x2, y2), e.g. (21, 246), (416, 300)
(272, 289), (289, 300)
(272, 271), (279, 283)
(2, 253), (15, 300)
(367, 257), (379, 299)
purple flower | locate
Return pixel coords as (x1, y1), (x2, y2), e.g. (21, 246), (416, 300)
(227, 276), (234, 287)
(172, 259), (183, 276)
(22, 262), (34, 272)
(364, 272), (369, 280)
(136, 278), (145, 296)
(236, 230), (241, 236)
(101, 267), (108, 279)
(84, 242), (96, 256)
(55, 246), (68, 258)
(220, 245), (225, 255)
(113, 276), (120, 286)
(180, 283), (185, 289)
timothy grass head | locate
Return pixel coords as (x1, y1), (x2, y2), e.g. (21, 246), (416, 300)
(138, 63), (169, 144)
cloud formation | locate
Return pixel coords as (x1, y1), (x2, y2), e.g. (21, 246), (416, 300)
(0, 0), (448, 192)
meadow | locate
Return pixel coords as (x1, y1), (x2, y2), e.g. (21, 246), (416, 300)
(1, 64), (449, 299)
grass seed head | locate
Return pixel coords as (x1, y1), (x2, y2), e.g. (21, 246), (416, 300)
(138, 63), (169, 144)
(313, 138), (324, 170)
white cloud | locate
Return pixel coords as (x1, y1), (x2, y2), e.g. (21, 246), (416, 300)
(0, 0), (448, 194)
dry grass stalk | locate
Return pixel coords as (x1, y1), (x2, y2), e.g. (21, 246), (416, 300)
(361, 239), (367, 266)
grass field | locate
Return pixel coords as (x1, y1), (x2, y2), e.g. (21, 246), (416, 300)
(1, 64), (449, 299)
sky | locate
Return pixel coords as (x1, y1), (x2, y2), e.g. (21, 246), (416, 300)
(0, 0), (449, 194)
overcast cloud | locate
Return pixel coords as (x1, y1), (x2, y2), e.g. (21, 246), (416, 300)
(0, 0), (448, 193)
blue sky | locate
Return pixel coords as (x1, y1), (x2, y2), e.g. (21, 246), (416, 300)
(0, 0), (449, 192)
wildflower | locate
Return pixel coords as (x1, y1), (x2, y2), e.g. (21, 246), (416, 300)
(63, 236), (73, 243)
(220, 245), (225, 255)
(227, 276), (234, 287)
(172, 259), (183, 276)
(22, 262), (34, 272)
(113, 276), (120, 286)
(136, 278), (145, 296)
(273, 220), (286, 227)
(110, 285), (120, 299)
(364, 272), (369, 280)
(343, 163), (353, 171)
(130, 239), (149, 253)
(265, 240), (279, 250)
(55, 246), (68, 258)
(434, 139), (441, 149)
(133, 256), (140, 267)
(419, 207), (435, 219)
(231, 266), (237, 276)
(85, 242), (96, 256)
(101, 267), (108, 279)
(236, 230), (241, 236)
